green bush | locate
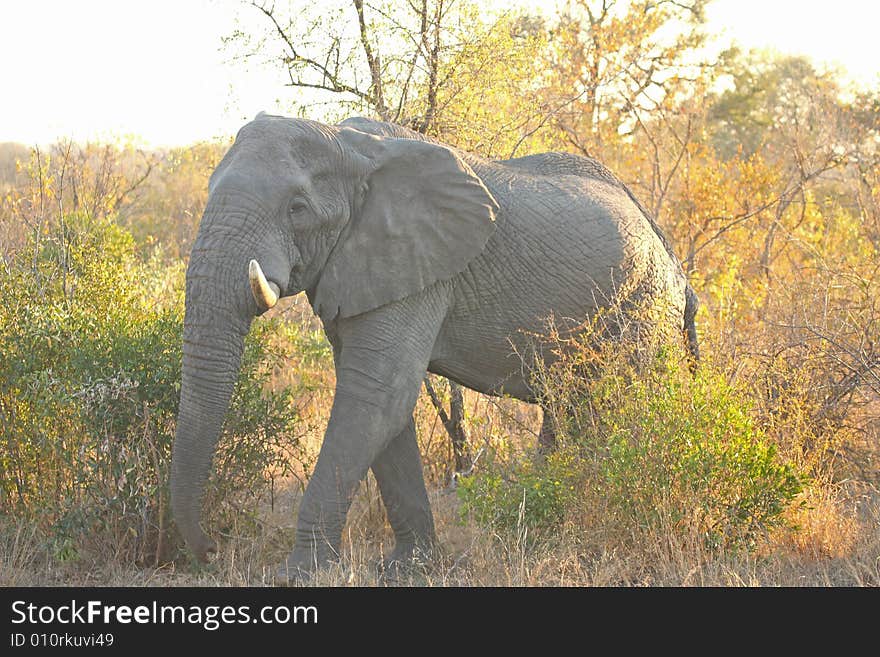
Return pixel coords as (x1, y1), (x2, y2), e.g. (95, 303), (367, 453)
(588, 360), (804, 549)
(458, 342), (805, 551)
(0, 214), (306, 565)
(457, 447), (580, 536)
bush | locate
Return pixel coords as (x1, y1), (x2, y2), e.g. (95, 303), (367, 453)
(0, 214), (306, 566)
(457, 447), (580, 537)
(587, 359), (804, 549)
(458, 334), (806, 552)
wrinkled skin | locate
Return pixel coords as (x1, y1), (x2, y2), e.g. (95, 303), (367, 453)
(170, 114), (698, 581)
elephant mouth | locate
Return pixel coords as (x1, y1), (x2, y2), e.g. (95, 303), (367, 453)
(288, 260), (306, 294)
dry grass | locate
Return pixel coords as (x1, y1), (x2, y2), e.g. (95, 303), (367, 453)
(3, 416), (878, 587)
(3, 481), (878, 587)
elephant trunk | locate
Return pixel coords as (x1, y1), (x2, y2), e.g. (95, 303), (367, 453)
(170, 198), (263, 561)
(170, 322), (244, 561)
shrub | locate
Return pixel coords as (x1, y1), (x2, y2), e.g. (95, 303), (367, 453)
(458, 332), (806, 552)
(0, 214), (307, 566)
(457, 447), (580, 536)
(585, 358), (804, 549)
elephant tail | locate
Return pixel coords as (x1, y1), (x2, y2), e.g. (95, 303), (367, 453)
(684, 284), (700, 371)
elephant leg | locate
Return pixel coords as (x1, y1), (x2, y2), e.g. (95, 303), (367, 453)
(371, 416), (435, 567)
(278, 284), (451, 582)
(538, 407), (558, 454)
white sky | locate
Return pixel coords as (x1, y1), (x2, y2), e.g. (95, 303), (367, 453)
(0, 0), (877, 148)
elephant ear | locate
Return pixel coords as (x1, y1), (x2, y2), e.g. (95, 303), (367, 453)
(313, 128), (498, 321)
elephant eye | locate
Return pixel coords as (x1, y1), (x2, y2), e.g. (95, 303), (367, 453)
(289, 200), (308, 216)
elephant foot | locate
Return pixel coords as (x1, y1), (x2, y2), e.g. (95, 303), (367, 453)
(273, 559), (316, 586)
(273, 542), (339, 586)
(376, 541), (437, 585)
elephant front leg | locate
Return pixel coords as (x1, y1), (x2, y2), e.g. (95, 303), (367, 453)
(278, 285), (452, 583)
(278, 391), (398, 580)
(371, 417), (436, 571)
(284, 425), (356, 572)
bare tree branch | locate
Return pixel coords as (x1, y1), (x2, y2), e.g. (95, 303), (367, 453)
(249, 1), (378, 107)
(352, 0), (389, 119)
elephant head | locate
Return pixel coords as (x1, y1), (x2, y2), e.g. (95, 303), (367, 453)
(170, 114), (496, 561)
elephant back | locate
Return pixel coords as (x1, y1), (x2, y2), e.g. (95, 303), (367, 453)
(503, 152), (681, 268)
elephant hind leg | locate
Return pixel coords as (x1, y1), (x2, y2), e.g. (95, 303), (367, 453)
(538, 407), (558, 454)
(371, 416), (436, 569)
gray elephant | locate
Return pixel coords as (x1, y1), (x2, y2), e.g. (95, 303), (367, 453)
(170, 114), (699, 580)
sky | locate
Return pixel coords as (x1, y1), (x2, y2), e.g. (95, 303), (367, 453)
(0, 0), (877, 148)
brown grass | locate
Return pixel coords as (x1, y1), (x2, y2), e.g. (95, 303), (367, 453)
(3, 483), (878, 587)
(3, 410), (878, 587)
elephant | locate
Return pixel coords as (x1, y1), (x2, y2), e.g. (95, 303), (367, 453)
(169, 113), (699, 581)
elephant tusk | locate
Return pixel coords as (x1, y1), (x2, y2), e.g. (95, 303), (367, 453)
(248, 259), (280, 311)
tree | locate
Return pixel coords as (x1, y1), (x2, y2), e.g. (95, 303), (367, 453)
(228, 0), (480, 125)
(542, 0), (711, 158)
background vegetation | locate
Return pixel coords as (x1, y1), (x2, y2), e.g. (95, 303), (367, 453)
(1, 0), (877, 585)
